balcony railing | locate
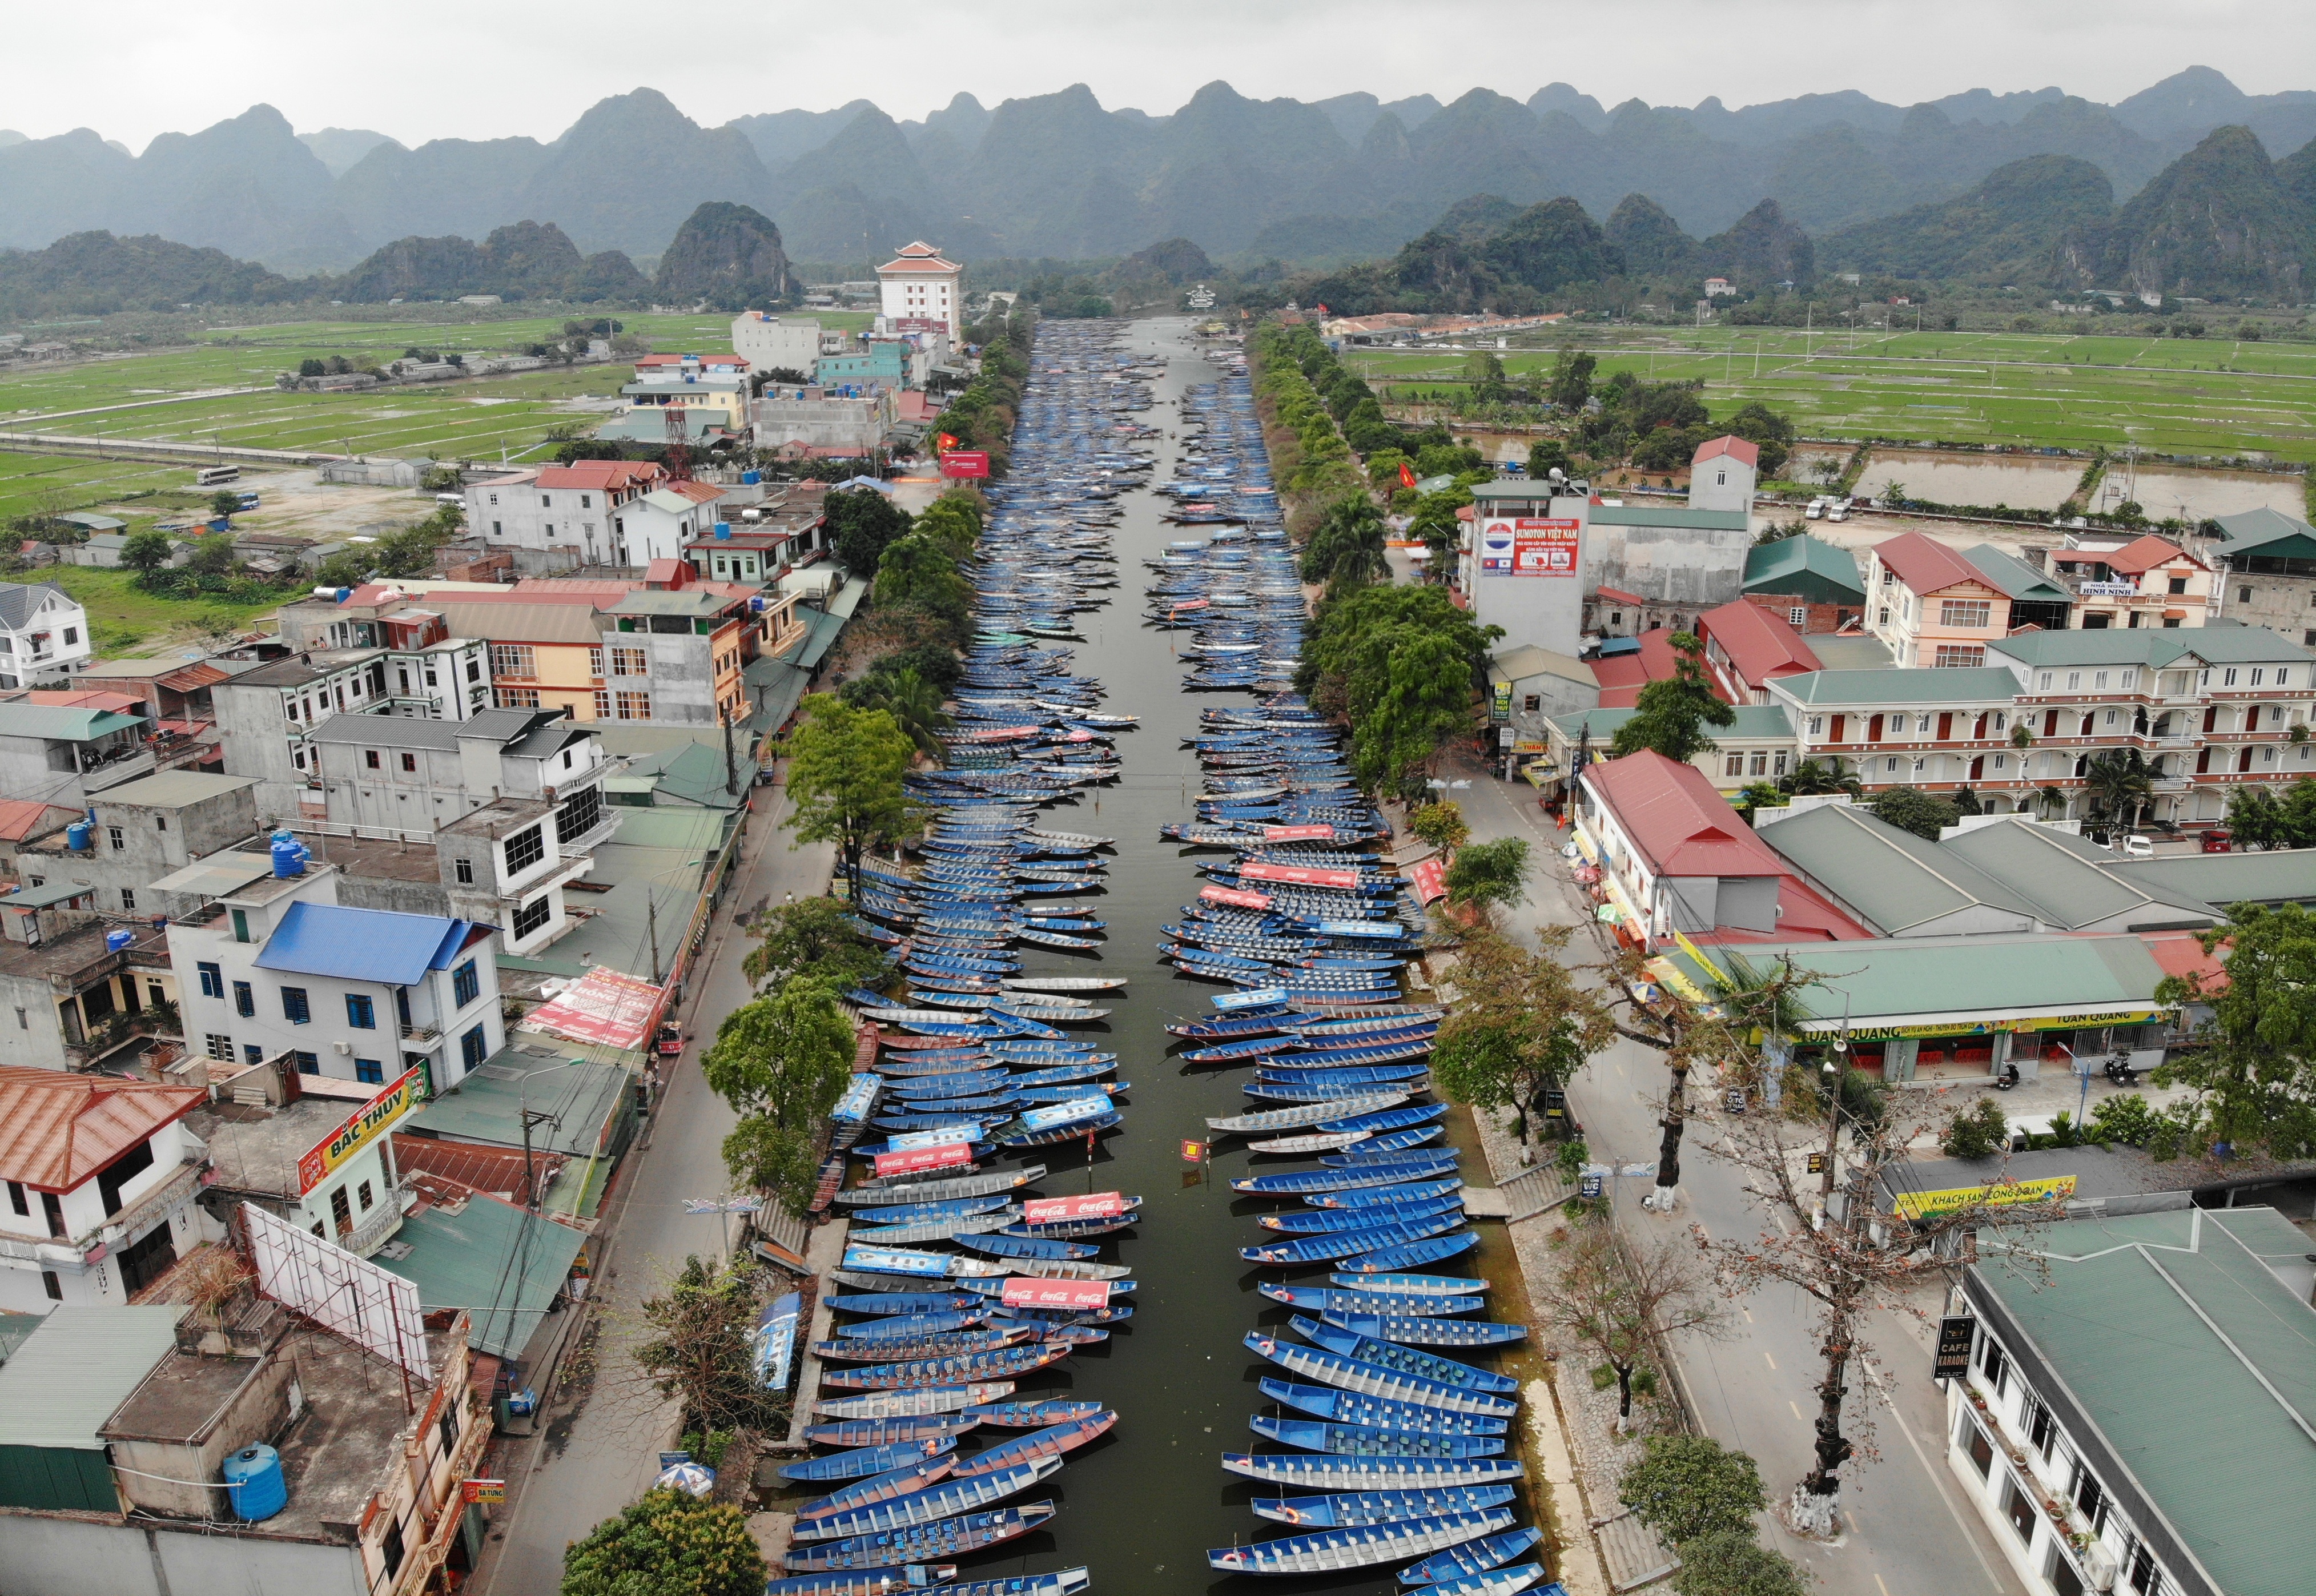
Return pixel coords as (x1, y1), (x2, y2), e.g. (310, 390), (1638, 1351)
(347, 1184), (407, 1257)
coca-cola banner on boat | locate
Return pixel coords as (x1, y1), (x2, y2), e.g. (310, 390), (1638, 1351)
(872, 1141), (973, 1177)
(1023, 1192), (1127, 1223)
(1000, 1277), (1111, 1309)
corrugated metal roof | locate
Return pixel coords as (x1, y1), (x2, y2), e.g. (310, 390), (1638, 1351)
(1976, 1208), (2316, 1596)
(253, 901), (476, 984)
(1583, 750), (1787, 878)
(1676, 932), (2169, 1027)
(1742, 534), (1864, 600)
(1758, 805), (2042, 934)
(1775, 666), (2020, 705)
(0, 1306), (184, 1448)
(2110, 850), (2316, 910)
(90, 771), (255, 809)
(0, 705), (144, 741)
(1961, 542), (2072, 602)
(791, 606), (847, 670)
(148, 857), (276, 899)
(429, 601), (605, 645)
(1940, 820), (2216, 930)
(375, 1191), (586, 1361)
(1699, 600), (1823, 682)
(0, 800), (74, 843)
(1871, 531), (1986, 595)
(0, 1068), (207, 1190)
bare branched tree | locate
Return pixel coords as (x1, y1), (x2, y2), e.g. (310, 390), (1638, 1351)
(1546, 1217), (1727, 1431)
(1695, 1081), (2056, 1537)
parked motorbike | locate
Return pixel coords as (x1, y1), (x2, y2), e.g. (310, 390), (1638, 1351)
(2102, 1052), (2140, 1087)
(1992, 1062), (2021, 1091)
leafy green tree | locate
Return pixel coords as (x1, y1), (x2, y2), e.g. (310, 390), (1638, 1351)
(1407, 800), (1469, 853)
(703, 976), (855, 1216)
(1461, 350), (1506, 385)
(741, 895), (887, 992)
(2153, 901), (2316, 1160)
(1777, 759), (1860, 798)
(783, 695), (918, 896)
(2082, 748), (2157, 839)
(1432, 927), (1615, 1140)
(827, 488), (914, 578)
(1406, 485), (1473, 577)
(2225, 783), (2285, 850)
(1722, 401), (1797, 477)
(1443, 836), (1530, 918)
(1619, 1436), (1768, 1545)
(1670, 1530), (1813, 1596)
(207, 490), (241, 520)
(186, 534), (238, 577)
(1526, 437), (1572, 482)
(845, 665), (951, 762)
(1939, 1096), (2009, 1159)
(561, 1488), (766, 1596)
(120, 529), (174, 575)
(1610, 633), (1735, 763)
(1300, 496), (1390, 589)
(872, 534), (971, 625)
(1547, 348), (1598, 411)
(1865, 785), (1959, 840)
(1353, 627), (1478, 797)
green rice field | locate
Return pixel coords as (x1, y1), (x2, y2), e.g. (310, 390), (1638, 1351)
(1347, 326), (2316, 464)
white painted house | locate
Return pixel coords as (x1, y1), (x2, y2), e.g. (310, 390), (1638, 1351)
(0, 582), (91, 689)
(876, 242), (966, 337)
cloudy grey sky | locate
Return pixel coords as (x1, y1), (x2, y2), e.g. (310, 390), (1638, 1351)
(9, 0), (2309, 150)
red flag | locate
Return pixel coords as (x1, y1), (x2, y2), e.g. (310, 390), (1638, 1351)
(936, 432), (959, 452)
(1398, 461), (1417, 490)
(1316, 303), (1329, 316)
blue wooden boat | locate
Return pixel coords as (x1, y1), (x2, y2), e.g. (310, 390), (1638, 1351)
(1233, 1156), (1458, 1195)
(1329, 1232), (1480, 1274)
(1258, 1377), (1508, 1437)
(1299, 1178), (1464, 1211)
(986, 1318), (1108, 1347)
(826, 1293), (983, 1316)
(1258, 1195), (1464, 1235)
(802, 1414), (978, 1447)
(931, 1573), (1088, 1596)
(1240, 1213), (1463, 1265)
(1398, 1525), (1545, 1585)
(779, 1504), (1055, 1573)
(1005, 1062), (1118, 1086)
(1210, 1094), (1409, 1134)
(1242, 1334), (1518, 1418)
(1251, 1415), (1505, 1458)
(1346, 1127), (1447, 1153)
(994, 1107), (1121, 1148)
(1223, 1453), (1525, 1490)
(885, 1072), (1012, 1099)
(1180, 1035), (1306, 1064)
(780, 1435), (959, 1481)
(1424, 1565), (1553, 1596)
(764, 1567), (958, 1596)
(813, 1384), (1017, 1420)
(814, 1329), (1030, 1364)
(866, 1116), (1012, 1141)
(819, 1342), (1075, 1390)
(962, 1398), (1109, 1428)
(958, 1232), (1100, 1262)
(789, 1457), (1067, 1542)
(1291, 1318), (1515, 1393)
(794, 1458), (957, 1523)
(838, 1167), (1044, 1207)
(837, 1312), (991, 1340)
(1204, 1507), (1516, 1575)
(1329, 1271), (1487, 1296)
(950, 1411), (1116, 1477)
(850, 1195), (1014, 1224)
(1258, 1284), (1483, 1317)
(1012, 1082), (1128, 1105)
(1251, 1486), (1519, 1528)
(840, 1244), (1010, 1281)
(1254, 1060), (1430, 1087)
(1244, 1075), (1431, 1104)
(1321, 1310), (1527, 1348)
(1321, 1146), (1461, 1169)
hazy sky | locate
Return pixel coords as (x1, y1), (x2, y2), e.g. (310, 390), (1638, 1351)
(9, 0), (2310, 151)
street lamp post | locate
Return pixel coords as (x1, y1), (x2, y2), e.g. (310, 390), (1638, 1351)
(1819, 989), (1851, 1207)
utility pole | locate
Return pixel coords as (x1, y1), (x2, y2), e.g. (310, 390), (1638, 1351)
(722, 710), (738, 795)
(648, 893), (663, 985)
(1819, 990), (1851, 1205)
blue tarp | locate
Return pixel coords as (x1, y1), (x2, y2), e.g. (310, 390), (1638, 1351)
(252, 901), (478, 984)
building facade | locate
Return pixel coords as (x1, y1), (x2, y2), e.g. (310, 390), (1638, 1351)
(463, 459), (666, 572)
(1686, 435), (1758, 514)
(0, 582), (92, 689)
(875, 242), (966, 336)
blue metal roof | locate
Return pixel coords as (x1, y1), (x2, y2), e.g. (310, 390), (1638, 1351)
(252, 901), (477, 984)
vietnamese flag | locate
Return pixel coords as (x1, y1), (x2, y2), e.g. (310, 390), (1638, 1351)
(1398, 461), (1417, 489)
(1316, 304), (1329, 316)
(936, 432), (959, 452)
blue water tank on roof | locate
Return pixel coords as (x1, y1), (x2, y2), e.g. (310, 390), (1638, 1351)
(223, 1444), (286, 1522)
(104, 930), (133, 952)
(741, 471), (761, 485)
(66, 820), (93, 852)
(269, 829), (308, 878)
(714, 522), (731, 540)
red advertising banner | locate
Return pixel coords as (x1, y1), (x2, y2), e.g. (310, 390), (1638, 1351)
(1512, 517), (1581, 577)
(1200, 885), (1272, 910)
(940, 451), (991, 479)
(1239, 861), (1361, 890)
(1410, 857), (1448, 904)
(872, 1141), (973, 1177)
(1023, 1192), (1126, 1224)
(1262, 825), (1337, 842)
(1000, 1277), (1112, 1309)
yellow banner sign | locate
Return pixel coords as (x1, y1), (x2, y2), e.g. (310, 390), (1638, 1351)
(1892, 1174), (2077, 1221)
(297, 1066), (426, 1195)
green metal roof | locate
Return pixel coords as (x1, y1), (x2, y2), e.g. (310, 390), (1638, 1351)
(1775, 666), (2020, 705)
(2109, 848), (2316, 910)
(1961, 543), (2072, 603)
(1940, 821), (2218, 930)
(1975, 1207), (2316, 1596)
(1589, 505), (1750, 530)
(1759, 805), (2041, 934)
(2, 881), (99, 909)
(375, 1189), (587, 1361)
(1671, 931), (2171, 1029)
(746, 654), (813, 735)
(2210, 506), (2316, 552)
(791, 606), (848, 670)
(1742, 534), (1864, 602)
(0, 1306), (183, 1449)
(0, 705), (145, 742)
(2170, 626), (2315, 665)
(1548, 704), (1793, 740)
(1989, 631), (2193, 670)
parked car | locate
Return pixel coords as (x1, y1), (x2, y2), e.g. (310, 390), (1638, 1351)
(2200, 830), (2234, 854)
(2118, 833), (2156, 859)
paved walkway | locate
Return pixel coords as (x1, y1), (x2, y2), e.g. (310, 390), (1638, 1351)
(471, 779), (836, 1595)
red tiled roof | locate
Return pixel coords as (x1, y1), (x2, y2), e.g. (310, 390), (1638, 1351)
(2138, 928), (2228, 992)
(1698, 599), (1823, 685)
(25, 689), (144, 713)
(2101, 535), (2204, 576)
(1583, 750), (1787, 878)
(1870, 531), (1988, 596)
(1595, 586), (1644, 606)
(535, 460), (665, 492)
(878, 242), (962, 274)
(668, 481), (725, 505)
(644, 558), (689, 588)
(391, 1133), (564, 1206)
(0, 799), (77, 843)
(0, 1068), (206, 1192)
(1692, 435), (1759, 468)
(1589, 629), (1733, 711)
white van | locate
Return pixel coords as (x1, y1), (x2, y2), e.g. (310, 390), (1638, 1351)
(1824, 499), (1850, 522)
(1804, 497), (1826, 520)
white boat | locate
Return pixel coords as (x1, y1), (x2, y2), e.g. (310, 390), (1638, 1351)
(1000, 977), (1131, 994)
(1208, 1093), (1409, 1134)
(1248, 1131), (1372, 1155)
(814, 1383), (1018, 1420)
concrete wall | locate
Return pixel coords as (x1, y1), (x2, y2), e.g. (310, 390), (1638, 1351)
(212, 687), (311, 822)
(109, 1351), (296, 1521)
(2216, 571), (2316, 644)
(332, 871), (454, 919)
(640, 629), (717, 725)
(0, 1509), (371, 1596)
(0, 737), (91, 811)
(1586, 524), (1749, 613)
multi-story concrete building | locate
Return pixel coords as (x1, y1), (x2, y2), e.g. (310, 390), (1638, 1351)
(1864, 533), (2075, 667)
(0, 1067), (212, 1311)
(2204, 506), (2316, 643)
(463, 459), (666, 572)
(0, 581), (92, 689)
(2041, 533), (2213, 630)
(0, 701), (152, 809)
(166, 859), (503, 1092)
(10, 771), (258, 919)
(1686, 435), (1758, 514)
(731, 311), (831, 377)
(1763, 626), (2316, 826)
(302, 705), (610, 836)
(753, 385), (898, 453)
(875, 241), (965, 336)
(614, 480), (727, 566)
(1741, 533), (1864, 634)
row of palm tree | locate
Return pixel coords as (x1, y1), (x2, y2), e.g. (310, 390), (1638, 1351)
(1738, 750), (2156, 835)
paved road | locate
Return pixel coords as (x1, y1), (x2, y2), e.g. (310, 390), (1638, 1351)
(1441, 755), (2023, 1596)
(473, 786), (834, 1595)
